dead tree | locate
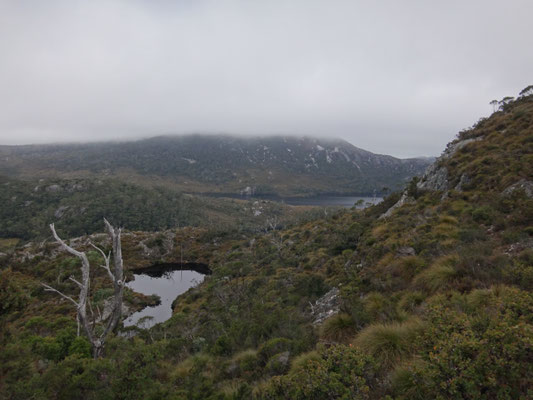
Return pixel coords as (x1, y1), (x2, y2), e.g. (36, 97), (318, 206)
(264, 216), (285, 260)
(41, 219), (124, 358)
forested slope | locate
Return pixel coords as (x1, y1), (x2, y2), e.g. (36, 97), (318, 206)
(0, 176), (316, 241)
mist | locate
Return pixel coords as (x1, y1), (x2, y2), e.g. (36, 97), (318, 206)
(0, 0), (531, 157)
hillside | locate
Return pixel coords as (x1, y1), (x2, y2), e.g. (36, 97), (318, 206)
(0, 175), (319, 241)
(1, 89), (532, 399)
(0, 135), (431, 196)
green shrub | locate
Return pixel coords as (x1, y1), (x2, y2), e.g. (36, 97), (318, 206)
(472, 206), (495, 224)
(258, 338), (293, 362)
(68, 336), (91, 358)
(399, 296), (533, 399)
(255, 345), (377, 400)
(265, 351), (291, 376)
(211, 335), (232, 356)
(288, 350), (321, 374)
(390, 359), (431, 400)
(0, 269), (32, 315)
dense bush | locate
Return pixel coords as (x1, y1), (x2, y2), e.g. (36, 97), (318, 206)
(255, 345), (377, 400)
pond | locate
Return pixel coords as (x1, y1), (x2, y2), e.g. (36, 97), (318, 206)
(123, 263), (209, 329)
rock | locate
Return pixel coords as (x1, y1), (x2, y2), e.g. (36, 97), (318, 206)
(274, 351), (290, 367)
(138, 231), (175, 259)
(455, 173), (471, 192)
(502, 179), (533, 198)
(503, 239), (533, 256)
(241, 186), (254, 196)
(441, 138), (481, 160)
(379, 191), (414, 219)
(417, 163), (449, 192)
(396, 247), (416, 257)
(416, 137), (482, 194)
(54, 205), (70, 219)
(36, 359), (48, 373)
(46, 184), (61, 192)
(311, 287), (340, 325)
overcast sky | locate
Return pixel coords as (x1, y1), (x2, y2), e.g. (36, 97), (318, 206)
(0, 0), (531, 157)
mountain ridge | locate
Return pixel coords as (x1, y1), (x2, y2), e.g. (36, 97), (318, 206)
(0, 134), (432, 196)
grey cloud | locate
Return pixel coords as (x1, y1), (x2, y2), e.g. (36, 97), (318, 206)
(0, 0), (531, 157)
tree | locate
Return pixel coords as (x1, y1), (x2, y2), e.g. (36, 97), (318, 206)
(264, 216), (285, 260)
(489, 99), (499, 112)
(41, 219), (124, 358)
(498, 96), (515, 111)
(519, 85), (533, 97)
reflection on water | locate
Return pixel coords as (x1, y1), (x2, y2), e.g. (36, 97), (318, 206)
(204, 193), (383, 208)
(281, 196), (383, 208)
(124, 269), (205, 329)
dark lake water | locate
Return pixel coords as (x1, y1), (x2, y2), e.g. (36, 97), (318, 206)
(204, 193), (383, 208)
(124, 267), (206, 329)
(278, 196), (383, 208)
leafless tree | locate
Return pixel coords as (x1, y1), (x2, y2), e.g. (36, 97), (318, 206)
(41, 219), (124, 358)
(264, 216), (285, 260)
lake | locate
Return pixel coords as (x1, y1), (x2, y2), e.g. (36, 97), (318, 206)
(276, 195), (383, 208)
(203, 193), (383, 208)
(124, 265), (208, 329)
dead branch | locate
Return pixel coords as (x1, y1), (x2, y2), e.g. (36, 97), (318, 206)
(41, 283), (79, 307)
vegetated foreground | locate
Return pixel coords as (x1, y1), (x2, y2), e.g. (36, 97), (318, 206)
(1, 89), (533, 399)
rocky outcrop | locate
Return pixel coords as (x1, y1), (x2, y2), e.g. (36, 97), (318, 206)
(455, 174), (471, 192)
(54, 205), (69, 219)
(417, 137), (481, 193)
(381, 137), (482, 218)
(396, 246), (416, 257)
(311, 287), (340, 325)
(137, 231), (175, 259)
(502, 179), (533, 198)
(416, 163), (449, 192)
(379, 191), (414, 219)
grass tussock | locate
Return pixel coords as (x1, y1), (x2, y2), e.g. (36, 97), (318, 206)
(353, 318), (425, 367)
(319, 313), (357, 343)
(288, 351), (321, 374)
(413, 255), (458, 292)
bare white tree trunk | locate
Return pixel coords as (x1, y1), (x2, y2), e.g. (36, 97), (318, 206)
(42, 219), (124, 359)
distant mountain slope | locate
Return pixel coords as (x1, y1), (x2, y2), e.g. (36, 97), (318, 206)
(0, 135), (432, 196)
(0, 175), (316, 241)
